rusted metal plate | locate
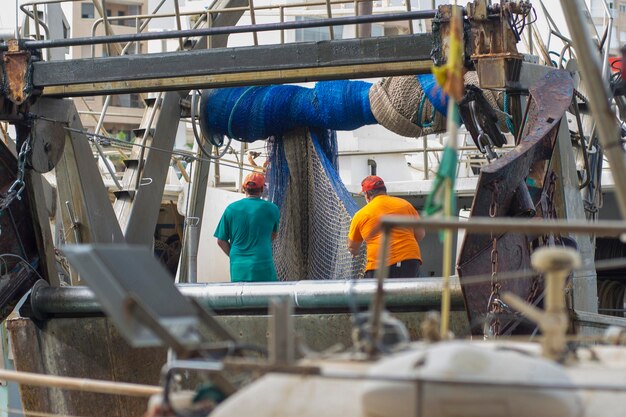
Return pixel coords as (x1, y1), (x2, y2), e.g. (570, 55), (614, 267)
(458, 70), (574, 335)
(3, 40), (32, 106)
(476, 56), (523, 90)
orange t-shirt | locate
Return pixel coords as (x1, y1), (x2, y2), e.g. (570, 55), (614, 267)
(348, 195), (422, 271)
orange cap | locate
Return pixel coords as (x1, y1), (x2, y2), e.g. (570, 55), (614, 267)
(361, 175), (385, 192)
(243, 172), (266, 190)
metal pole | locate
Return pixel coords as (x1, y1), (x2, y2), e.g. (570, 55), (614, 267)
(173, 0), (184, 51)
(268, 297), (294, 365)
(28, 277), (462, 317)
(560, 0), (626, 219)
(11, 10), (439, 50)
(248, 0), (259, 45)
(279, 7), (284, 44)
(600, 0), (613, 82)
(32, 4), (41, 40)
(91, 95), (124, 190)
(380, 216), (626, 237)
(325, 0), (335, 40)
(15, 0), (20, 39)
(93, 139), (123, 190)
(356, 0), (373, 38)
(99, 0), (114, 57)
(185, 217), (199, 283)
(369, 228), (391, 354)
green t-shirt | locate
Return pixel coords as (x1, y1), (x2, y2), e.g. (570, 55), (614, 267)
(214, 197), (280, 282)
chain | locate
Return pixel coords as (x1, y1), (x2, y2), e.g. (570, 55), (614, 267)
(526, 172), (558, 305)
(0, 137), (32, 212)
(485, 183), (502, 338)
(487, 236), (502, 337)
(573, 89), (589, 106)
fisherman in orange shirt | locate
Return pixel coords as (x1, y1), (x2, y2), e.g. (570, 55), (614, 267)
(347, 176), (425, 278)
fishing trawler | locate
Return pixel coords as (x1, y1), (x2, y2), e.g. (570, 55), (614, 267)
(0, 0), (625, 416)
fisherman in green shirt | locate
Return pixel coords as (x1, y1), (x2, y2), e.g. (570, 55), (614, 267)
(214, 172), (280, 282)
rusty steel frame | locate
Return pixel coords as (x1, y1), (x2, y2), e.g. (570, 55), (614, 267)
(456, 70), (574, 336)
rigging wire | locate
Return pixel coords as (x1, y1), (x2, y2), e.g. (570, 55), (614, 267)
(0, 253), (46, 281)
(54, 124), (260, 174)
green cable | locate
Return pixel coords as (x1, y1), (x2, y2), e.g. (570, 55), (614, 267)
(416, 93), (435, 129)
(503, 92), (515, 134)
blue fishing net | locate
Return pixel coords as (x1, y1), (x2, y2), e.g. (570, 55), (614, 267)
(202, 80), (376, 142)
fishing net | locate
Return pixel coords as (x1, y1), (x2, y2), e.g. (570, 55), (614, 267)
(201, 81), (376, 142)
(267, 128), (366, 280)
(202, 81), (373, 280)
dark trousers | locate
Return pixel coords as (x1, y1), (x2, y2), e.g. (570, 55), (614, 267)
(364, 259), (420, 278)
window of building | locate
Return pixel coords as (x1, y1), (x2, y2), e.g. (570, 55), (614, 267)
(295, 16), (344, 42)
(620, 3), (626, 12)
(117, 10), (128, 27)
(128, 5), (141, 15)
(81, 3), (94, 19)
(130, 94), (144, 108)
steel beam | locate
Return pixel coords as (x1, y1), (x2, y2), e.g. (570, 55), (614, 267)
(380, 217), (626, 237)
(31, 99), (124, 249)
(36, 35), (433, 97)
(552, 120), (598, 314)
(26, 278), (463, 317)
(560, 0), (626, 218)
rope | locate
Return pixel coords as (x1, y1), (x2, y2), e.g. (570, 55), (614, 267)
(503, 92), (516, 134)
(416, 93), (435, 129)
(1, 407), (83, 417)
(0, 368), (161, 397)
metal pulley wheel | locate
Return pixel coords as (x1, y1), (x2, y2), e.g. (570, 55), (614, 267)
(28, 118), (66, 173)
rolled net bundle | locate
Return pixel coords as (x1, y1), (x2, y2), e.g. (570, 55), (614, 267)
(201, 81), (376, 141)
(368, 72), (511, 137)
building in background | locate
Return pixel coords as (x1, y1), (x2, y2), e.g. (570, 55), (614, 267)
(70, 0), (148, 140)
(588, 0), (623, 55)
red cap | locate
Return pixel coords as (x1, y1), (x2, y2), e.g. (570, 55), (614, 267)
(243, 172), (265, 190)
(361, 175), (385, 192)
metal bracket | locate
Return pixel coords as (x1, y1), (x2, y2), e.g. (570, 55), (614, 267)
(2, 40), (33, 105)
